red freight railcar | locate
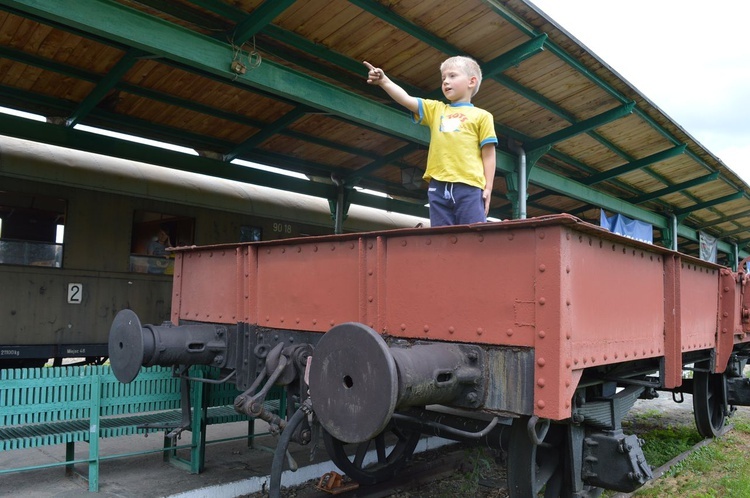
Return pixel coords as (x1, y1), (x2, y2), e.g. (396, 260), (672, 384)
(111, 214), (750, 497)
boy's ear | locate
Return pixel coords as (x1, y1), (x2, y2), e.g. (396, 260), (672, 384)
(469, 75), (478, 88)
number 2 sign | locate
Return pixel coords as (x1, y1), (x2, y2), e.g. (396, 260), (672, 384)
(67, 283), (83, 304)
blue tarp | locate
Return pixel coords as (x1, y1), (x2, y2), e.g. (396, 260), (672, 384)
(600, 210), (653, 244)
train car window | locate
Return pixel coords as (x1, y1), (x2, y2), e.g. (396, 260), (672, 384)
(0, 191), (65, 268)
(240, 225), (262, 242)
(129, 211), (194, 275)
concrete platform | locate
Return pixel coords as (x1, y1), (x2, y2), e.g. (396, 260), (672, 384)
(0, 420), (452, 497)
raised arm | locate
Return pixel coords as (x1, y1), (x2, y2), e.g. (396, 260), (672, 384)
(364, 61), (419, 115)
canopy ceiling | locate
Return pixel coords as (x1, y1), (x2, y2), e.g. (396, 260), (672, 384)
(0, 0), (748, 262)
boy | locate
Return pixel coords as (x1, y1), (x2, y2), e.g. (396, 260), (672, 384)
(364, 56), (497, 226)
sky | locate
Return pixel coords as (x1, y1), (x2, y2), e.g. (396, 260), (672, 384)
(530, 0), (750, 183)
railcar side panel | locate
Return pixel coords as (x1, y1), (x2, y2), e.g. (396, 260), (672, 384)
(679, 262), (721, 352)
(566, 232), (665, 365)
(172, 247), (241, 325)
(0, 266), (170, 355)
(254, 239), (363, 333)
(380, 228), (538, 346)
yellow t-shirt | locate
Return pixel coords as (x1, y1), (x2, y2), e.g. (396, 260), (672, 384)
(413, 99), (497, 189)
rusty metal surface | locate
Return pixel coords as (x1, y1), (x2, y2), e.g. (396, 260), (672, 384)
(485, 347), (535, 415)
(170, 214), (750, 420)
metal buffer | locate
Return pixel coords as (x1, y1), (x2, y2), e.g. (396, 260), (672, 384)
(308, 322), (487, 443)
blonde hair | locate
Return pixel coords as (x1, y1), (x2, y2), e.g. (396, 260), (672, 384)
(440, 56), (483, 96)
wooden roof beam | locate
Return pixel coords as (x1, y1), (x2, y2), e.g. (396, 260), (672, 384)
(717, 224), (750, 238)
(525, 102), (635, 151)
(482, 34), (548, 77)
(541, 138), (716, 218)
(191, 3), (405, 96)
(627, 172), (719, 204)
(346, 143), (421, 181)
(694, 208), (750, 229)
(189, 0), (244, 20)
(126, 0), (230, 30)
(493, 74), (633, 164)
(349, 0), (459, 55)
(674, 192), (745, 219)
(0, 41), (280, 132)
(227, 0), (297, 46)
(425, 35), (549, 100)
(0, 44), (95, 82)
(224, 106), (310, 162)
(65, 49), (145, 128)
(263, 25), (387, 84)
(582, 144), (687, 186)
(256, 34), (409, 103)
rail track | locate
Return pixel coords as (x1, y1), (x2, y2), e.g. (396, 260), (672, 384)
(268, 438), (719, 498)
(241, 444), (496, 498)
(247, 399), (744, 498)
(291, 448), (473, 497)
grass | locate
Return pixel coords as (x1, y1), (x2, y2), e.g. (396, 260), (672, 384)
(459, 448), (495, 495)
(418, 446), (503, 498)
(639, 425), (704, 467)
(624, 410), (750, 497)
(621, 408), (703, 467)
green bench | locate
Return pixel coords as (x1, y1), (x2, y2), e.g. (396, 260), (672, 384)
(166, 369), (285, 473)
(0, 365), (283, 491)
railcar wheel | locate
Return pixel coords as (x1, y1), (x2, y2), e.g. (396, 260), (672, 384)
(322, 422), (420, 485)
(693, 371), (727, 438)
(507, 416), (602, 498)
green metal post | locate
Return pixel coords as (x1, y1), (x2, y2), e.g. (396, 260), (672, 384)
(88, 374), (101, 492)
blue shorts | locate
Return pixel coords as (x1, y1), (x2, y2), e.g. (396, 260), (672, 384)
(427, 179), (486, 227)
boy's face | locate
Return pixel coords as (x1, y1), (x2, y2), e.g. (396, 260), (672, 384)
(441, 66), (477, 103)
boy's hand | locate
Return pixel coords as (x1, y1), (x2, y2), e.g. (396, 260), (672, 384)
(363, 61), (384, 85)
(363, 61), (418, 113)
(483, 189), (492, 216)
